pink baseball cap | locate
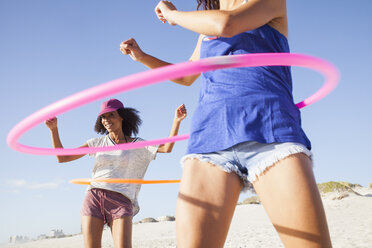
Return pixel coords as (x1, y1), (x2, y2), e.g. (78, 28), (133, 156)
(98, 99), (124, 117)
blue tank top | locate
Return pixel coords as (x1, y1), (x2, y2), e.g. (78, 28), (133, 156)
(186, 24), (311, 154)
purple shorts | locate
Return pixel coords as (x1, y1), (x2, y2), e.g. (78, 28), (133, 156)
(81, 188), (133, 224)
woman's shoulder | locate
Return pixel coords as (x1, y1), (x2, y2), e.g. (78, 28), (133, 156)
(87, 135), (110, 147)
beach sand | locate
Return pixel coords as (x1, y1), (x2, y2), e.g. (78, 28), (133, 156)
(5, 187), (372, 248)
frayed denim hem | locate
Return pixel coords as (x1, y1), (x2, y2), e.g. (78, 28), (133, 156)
(180, 154), (253, 192)
(248, 146), (313, 183)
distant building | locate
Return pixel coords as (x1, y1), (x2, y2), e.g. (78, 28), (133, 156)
(50, 229), (65, 238)
(37, 234), (47, 240)
(9, 229), (66, 243)
(9, 235), (29, 244)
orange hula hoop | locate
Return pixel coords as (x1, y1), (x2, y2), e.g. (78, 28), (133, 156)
(70, 178), (181, 185)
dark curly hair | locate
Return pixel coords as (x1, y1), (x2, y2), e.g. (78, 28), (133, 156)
(197, 0), (219, 10)
(94, 108), (142, 137)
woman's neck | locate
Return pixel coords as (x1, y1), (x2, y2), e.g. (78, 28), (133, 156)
(109, 132), (127, 144)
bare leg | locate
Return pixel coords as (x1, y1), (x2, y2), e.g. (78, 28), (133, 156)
(176, 159), (243, 248)
(253, 153), (332, 247)
(109, 216), (133, 248)
(81, 216), (104, 248)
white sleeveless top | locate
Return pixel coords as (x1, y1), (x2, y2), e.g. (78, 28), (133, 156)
(87, 135), (158, 215)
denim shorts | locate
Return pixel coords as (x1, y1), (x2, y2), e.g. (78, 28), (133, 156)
(181, 141), (312, 191)
(81, 188), (133, 224)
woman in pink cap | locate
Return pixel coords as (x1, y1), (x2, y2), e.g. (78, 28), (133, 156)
(45, 98), (187, 248)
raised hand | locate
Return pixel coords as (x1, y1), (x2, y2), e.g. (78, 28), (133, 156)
(45, 117), (58, 130)
(155, 1), (177, 25)
(120, 38), (146, 62)
(175, 104), (187, 122)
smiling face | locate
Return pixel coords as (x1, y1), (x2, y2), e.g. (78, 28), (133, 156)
(100, 110), (123, 133)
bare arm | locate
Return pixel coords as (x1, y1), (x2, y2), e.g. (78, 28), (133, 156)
(45, 117), (87, 163)
(120, 35), (204, 86)
(155, 0), (287, 38)
(157, 104), (187, 153)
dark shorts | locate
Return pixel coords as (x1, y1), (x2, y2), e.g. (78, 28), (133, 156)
(81, 188), (133, 224)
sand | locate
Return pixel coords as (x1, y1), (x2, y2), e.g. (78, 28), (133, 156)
(5, 187), (372, 248)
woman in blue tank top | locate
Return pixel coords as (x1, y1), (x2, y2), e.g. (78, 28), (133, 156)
(121, 0), (332, 247)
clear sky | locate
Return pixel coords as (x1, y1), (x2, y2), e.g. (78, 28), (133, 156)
(1, 0), (371, 244)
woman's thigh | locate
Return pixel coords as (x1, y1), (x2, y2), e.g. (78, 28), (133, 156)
(176, 158), (243, 248)
(253, 153), (332, 248)
(81, 215), (104, 248)
(109, 216), (133, 248)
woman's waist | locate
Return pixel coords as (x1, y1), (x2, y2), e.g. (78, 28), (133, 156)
(88, 183), (138, 200)
(92, 166), (145, 179)
(192, 97), (300, 128)
(198, 90), (294, 106)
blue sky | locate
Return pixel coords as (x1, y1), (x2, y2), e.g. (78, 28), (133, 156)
(1, 0), (371, 244)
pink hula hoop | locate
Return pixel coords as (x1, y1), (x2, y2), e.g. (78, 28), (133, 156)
(7, 53), (339, 156)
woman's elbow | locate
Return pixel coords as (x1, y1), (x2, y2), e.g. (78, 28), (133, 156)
(184, 73), (201, 86)
(217, 14), (237, 38)
(174, 77), (195, 86)
(219, 25), (236, 38)
(182, 80), (194, 87)
(57, 156), (68, 163)
(158, 147), (173, 153)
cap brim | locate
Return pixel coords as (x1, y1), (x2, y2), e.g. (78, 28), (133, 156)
(98, 108), (119, 117)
